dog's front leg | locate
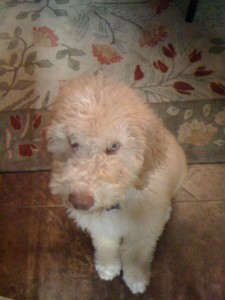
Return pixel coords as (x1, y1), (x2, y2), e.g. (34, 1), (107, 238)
(121, 236), (156, 294)
(92, 235), (121, 281)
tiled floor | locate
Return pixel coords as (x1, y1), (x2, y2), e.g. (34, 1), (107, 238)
(0, 164), (225, 300)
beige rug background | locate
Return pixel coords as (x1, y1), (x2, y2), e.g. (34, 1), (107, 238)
(0, 0), (225, 171)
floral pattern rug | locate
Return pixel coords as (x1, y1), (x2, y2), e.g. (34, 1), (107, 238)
(0, 0), (225, 171)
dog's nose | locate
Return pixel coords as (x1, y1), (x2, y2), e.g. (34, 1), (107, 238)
(68, 192), (94, 210)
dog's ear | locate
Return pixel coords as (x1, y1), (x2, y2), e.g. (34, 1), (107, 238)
(134, 113), (167, 190)
(45, 122), (72, 161)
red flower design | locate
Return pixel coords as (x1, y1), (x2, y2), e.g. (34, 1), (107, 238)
(92, 44), (123, 65)
(189, 49), (202, 63)
(174, 81), (195, 95)
(155, 0), (171, 14)
(210, 82), (225, 96)
(19, 144), (37, 157)
(33, 114), (42, 129)
(139, 25), (168, 47)
(194, 66), (214, 77)
(134, 65), (144, 81)
(153, 60), (168, 73)
(33, 27), (58, 47)
(162, 44), (176, 58)
(10, 115), (22, 130)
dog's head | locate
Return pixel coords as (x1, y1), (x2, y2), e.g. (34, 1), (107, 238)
(46, 74), (167, 211)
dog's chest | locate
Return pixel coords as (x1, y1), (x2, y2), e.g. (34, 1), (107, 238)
(68, 207), (128, 239)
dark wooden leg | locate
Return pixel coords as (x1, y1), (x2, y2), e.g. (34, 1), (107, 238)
(185, 0), (199, 23)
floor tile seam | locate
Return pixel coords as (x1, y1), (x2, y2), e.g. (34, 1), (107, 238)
(174, 199), (225, 203)
(181, 187), (198, 200)
(0, 205), (64, 208)
(1, 200), (225, 209)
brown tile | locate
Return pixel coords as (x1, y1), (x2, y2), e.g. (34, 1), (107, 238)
(150, 201), (225, 300)
(182, 164), (225, 201)
(0, 206), (30, 299)
(0, 172), (60, 207)
(0, 172), (225, 300)
(0, 206), (94, 300)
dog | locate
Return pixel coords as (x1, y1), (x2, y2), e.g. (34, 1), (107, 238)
(46, 73), (187, 294)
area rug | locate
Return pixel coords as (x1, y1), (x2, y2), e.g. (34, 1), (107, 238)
(0, 0), (225, 171)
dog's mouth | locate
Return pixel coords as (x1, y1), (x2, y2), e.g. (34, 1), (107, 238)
(105, 203), (121, 211)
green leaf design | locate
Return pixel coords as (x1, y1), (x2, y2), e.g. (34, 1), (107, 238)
(25, 64), (35, 76)
(36, 60), (53, 67)
(9, 53), (18, 66)
(68, 57), (79, 71)
(0, 32), (10, 40)
(8, 39), (19, 50)
(68, 48), (86, 56)
(0, 82), (10, 91)
(12, 80), (34, 90)
(42, 91), (50, 108)
(55, 0), (70, 4)
(52, 9), (68, 17)
(20, 98), (39, 109)
(32, 12), (41, 21)
(210, 38), (225, 45)
(16, 11), (30, 19)
(209, 47), (225, 54)
(14, 27), (22, 37)
(2, 90), (35, 111)
(56, 49), (68, 59)
(5, 0), (18, 7)
(25, 51), (37, 64)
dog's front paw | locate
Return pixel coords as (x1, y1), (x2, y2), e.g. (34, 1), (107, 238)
(123, 270), (149, 294)
(95, 261), (121, 281)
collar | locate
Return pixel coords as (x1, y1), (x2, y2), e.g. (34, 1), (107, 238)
(106, 203), (121, 211)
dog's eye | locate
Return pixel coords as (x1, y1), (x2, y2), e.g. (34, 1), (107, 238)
(106, 142), (121, 155)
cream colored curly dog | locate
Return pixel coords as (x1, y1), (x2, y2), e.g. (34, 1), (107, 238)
(47, 74), (187, 294)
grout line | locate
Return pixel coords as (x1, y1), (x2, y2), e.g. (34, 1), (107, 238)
(21, 205), (64, 208)
(181, 187), (198, 200)
(0, 205), (64, 208)
(174, 199), (225, 203)
(1, 200), (225, 209)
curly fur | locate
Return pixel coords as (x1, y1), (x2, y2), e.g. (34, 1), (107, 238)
(47, 73), (187, 294)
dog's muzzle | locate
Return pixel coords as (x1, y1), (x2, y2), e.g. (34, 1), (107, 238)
(68, 192), (121, 212)
(69, 192), (94, 210)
